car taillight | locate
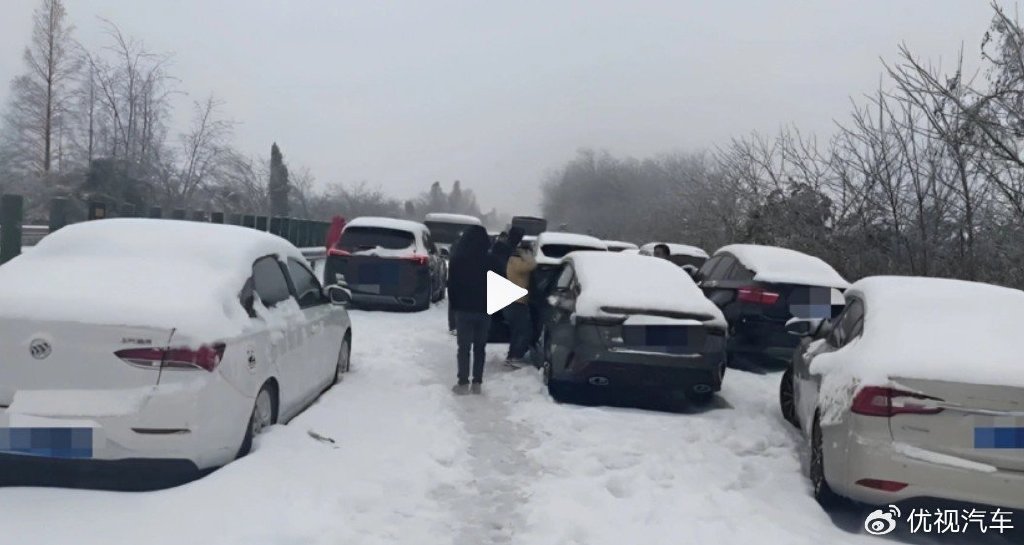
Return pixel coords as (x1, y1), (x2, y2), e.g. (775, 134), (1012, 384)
(406, 255), (429, 266)
(850, 386), (944, 417)
(115, 344), (226, 372)
(737, 286), (780, 305)
(328, 248), (351, 257)
(855, 478), (908, 492)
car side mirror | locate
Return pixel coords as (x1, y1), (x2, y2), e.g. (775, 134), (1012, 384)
(786, 318), (820, 337)
(325, 285), (352, 306)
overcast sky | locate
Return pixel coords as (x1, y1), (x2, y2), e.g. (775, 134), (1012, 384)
(0, 0), (1007, 215)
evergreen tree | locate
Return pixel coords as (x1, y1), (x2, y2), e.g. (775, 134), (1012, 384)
(269, 142), (290, 216)
(427, 181), (446, 212)
(448, 180), (463, 212)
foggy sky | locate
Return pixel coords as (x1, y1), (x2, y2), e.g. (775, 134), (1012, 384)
(0, 1), (1005, 215)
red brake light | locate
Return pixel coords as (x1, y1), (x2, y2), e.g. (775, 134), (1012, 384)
(737, 286), (780, 305)
(855, 478), (908, 492)
(328, 248), (351, 257)
(406, 255), (429, 266)
(115, 344), (226, 372)
(851, 386), (944, 417)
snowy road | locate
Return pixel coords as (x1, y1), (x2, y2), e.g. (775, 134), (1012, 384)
(0, 303), (1018, 544)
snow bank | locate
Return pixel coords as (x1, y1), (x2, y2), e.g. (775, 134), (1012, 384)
(0, 219), (304, 342)
(569, 252), (726, 328)
(714, 244), (848, 288)
(640, 242), (709, 258)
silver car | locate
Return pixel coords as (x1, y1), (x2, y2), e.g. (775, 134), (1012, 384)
(781, 276), (1024, 511)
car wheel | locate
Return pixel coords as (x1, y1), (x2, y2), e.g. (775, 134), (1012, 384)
(688, 391), (714, 406)
(334, 335), (351, 382)
(780, 367), (799, 428)
(412, 288), (431, 311)
(810, 413), (842, 508)
(237, 384), (277, 458)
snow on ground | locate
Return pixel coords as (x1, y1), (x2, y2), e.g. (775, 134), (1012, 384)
(0, 300), (1015, 544)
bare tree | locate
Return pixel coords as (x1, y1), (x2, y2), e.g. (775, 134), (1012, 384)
(1, 0), (79, 175)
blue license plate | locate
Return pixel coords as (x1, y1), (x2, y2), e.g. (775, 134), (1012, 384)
(0, 427), (93, 459)
(974, 427), (1024, 449)
(357, 263), (400, 286)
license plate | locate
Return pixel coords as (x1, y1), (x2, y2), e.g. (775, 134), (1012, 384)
(974, 427), (1024, 449)
(0, 427), (93, 459)
(357, 263), (400, 286)
(623, 326), (703, 354)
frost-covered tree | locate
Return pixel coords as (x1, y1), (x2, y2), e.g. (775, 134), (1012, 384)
(268, 142), (290, 216)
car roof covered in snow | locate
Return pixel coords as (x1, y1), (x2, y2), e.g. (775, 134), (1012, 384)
(640, 242), (709, 259)
(346, 216), (427, 234)
(567, 252), (726, 328)
(811, 276), (1024, 407)
(423, 213), (482, 225)
(714, 244), (849, 288)
(0, 219), (306, 341)
(604, 240), (639, 250)
(535, 232), (608, 265)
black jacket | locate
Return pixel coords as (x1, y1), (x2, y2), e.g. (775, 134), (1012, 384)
(489, 240), (515, 279)
(448, 226), (499, 313)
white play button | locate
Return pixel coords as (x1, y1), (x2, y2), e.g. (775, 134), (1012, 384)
(486, 271), (528, 315)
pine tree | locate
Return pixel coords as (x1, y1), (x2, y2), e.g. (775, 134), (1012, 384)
(269, 142), (290, 216)
(428, 181), (446, 212)
(448, 180), (463, 212)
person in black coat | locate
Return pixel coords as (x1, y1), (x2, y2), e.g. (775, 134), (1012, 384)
(488, 227), (524, 279)
(448, 225), (499, 394)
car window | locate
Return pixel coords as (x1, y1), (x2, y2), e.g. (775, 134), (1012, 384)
(541, 244), (603, 259)
(830, 298), (864, 347)
(287, 258), (325, 308)
(726, 263), (755, 282)
(708, 256), (737, 280)
(253, 256), (292, 308)
(555, 265), (574, 290)
(668, 254), (707, 269)
(337, 227), (415, 251)
(697, 255), (722, 278)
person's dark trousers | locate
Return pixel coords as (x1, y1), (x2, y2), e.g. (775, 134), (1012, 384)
(456, 311), (491, 383)
(504, 302), (532, 359)
(448, 304), (456, 331)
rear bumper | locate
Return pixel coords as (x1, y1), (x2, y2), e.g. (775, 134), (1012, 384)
(833, 432), (1024, 511)
(729, 317), (799, 364)
(350, 291), (428, 309)
(562, 348), (726, 392)
(0, 452), (208, 490)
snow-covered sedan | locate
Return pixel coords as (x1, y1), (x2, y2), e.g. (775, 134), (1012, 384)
(695, 244), (848, 369)
(542, 252), (727, 406)
(0, 219), (352, 489)
(326, 217), (445, 311)
(782, 276), (1024, 512)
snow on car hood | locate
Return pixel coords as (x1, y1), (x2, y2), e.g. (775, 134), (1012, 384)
(811, 276), (1024, 422)
(715, 244), (848, 288)
(569, 252), (726, 328)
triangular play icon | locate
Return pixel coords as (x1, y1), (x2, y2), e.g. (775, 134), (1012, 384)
(486, 271), (528, 315)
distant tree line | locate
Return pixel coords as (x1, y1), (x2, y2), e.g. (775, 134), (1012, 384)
(0, 0), (505, 228)
(542, 2), (1024, 289)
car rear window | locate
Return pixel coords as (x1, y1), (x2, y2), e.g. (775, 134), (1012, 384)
(424, 222), (471, 245)
(668, 254), (707, 269)
(541, 244), (603, 259)
(337, 227), (415, 251)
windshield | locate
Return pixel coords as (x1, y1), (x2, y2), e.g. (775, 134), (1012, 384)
(424, 221), (473, 245)
(337, 226), (415, 251)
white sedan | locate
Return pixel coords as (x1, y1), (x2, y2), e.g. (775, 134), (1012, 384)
(0, 219), (352, 488)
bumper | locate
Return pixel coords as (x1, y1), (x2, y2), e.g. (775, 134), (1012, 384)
(834, 431), (1024, 511)
(0, 376), (250, 476)
(0, 452), (208, 490)
(350, 291), (428, 309)
(563, 348), (725, 392)
(729, 318), (799, 364)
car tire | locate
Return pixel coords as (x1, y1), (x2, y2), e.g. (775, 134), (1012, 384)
(810, 413), (843, 508)
(780, 367), (800, 429)
(237, 383), (277, 459)
(333, 335), (351, 384)
(688, 391), (714, 406)
(412, 288), (431, 311)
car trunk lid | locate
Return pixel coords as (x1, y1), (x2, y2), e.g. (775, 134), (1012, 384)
(0, 317), (176, 409)
(889, 377), (1024, 472)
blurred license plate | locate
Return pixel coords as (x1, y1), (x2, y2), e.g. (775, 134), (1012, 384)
(623, 326), (703, 353)
(974, 427), (1024, 449)
(357, 262), (401, 286)
(0, 427), (93, 459)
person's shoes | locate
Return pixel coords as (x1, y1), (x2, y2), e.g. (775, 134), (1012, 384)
(470, 383), (482, 395)
(505, 357), (526, 369)
(452, 382), (470, 395)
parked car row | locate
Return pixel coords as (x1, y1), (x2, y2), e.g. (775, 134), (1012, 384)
(0, 219), (354, 489)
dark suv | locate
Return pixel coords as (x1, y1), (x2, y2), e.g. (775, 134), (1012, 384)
(694, 244), (847, 369)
